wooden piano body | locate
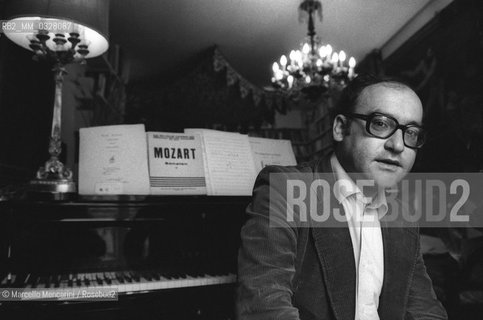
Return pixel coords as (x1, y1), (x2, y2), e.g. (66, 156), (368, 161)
(0, 195), (249, 319)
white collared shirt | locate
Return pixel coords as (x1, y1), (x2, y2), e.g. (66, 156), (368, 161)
(331, 154), (387, 320)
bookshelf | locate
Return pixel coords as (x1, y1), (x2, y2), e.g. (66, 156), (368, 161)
(305, 97), (334, 161)
(82, 44), (127, 126)
(248, 128), (310, 163)
(247, 95), (336, 164)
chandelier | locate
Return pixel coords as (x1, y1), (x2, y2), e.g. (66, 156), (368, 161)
(271, 0), (357, 102)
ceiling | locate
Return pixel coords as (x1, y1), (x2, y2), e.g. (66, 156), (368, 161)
(109, 0), (443, 87)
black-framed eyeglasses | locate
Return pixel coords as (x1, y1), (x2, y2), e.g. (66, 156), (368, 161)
(344, 112), (426, 149)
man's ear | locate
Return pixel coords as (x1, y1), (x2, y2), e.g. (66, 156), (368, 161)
(333, 114), (349, 142)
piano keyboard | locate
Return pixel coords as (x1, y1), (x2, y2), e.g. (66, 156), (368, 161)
(1, 271), (237, 294)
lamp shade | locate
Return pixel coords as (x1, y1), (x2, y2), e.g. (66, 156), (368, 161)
(3, 0), (109, 58)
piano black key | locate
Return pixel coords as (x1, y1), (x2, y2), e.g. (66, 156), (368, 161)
(68, 274), (74, 287)
(161, 273), (173, 280)
(10, 273), (26, 287)
(0, 273), (13, 287)
(123, 272), (133, 283)
(54, 274), (67, 288)
(23, 273), (31, 286)
(103, 272), (112, 285)
(85, 273), (94, 285)
(75, 275), (82, 287)
(115, 272), (126, 283)
(96, 273), (104, 285)
(7, 273), (13, 286)
(54, 274), (61, 288)
(37, 275), (48, 288)
(79, 273), (89, 286)
(129, 271), (140, 282)
(140, 272), (152, 281)
(31, 274), (40, 288)
(151, 272), (161, 281)
(175, 272), (187, 279)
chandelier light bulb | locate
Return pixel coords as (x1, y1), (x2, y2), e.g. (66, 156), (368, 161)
(280, 55), (287, 67)
(349, 57), (356, 68)
(339, 50), (346, 63)
(302, 43), (310, 55)
(295, 51), (303, 67)
(318, 45), (326, 58)
(316, 59), (323, 67)
(287, 75), (294, 88)
(305, 76), (311, 84)
(331, 52), (339, 64)
(295, 50), (302, 61)
(272, 62), (280, 73)
(326, 44), (333, 57)
(289, 50), (296, 62)
(276, 69), (284, 81)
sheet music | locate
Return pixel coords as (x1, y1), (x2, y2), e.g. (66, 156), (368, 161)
(147, 132), (206, 195)
(79, 124), (150, 195)
(249, 137), (297, 173)
(185, 129), (257, 196)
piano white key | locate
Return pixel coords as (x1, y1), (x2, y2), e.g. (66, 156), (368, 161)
(9, 273), (16, 284)
(139, 276), (154, 291)
(23, 273), (31, 286)
(184, 275), (197, 287)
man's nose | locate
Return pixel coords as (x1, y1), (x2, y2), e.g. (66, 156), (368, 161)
(384, 129), (405, 153)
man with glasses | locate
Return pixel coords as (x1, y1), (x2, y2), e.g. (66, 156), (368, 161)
(237, 75), (447, 320)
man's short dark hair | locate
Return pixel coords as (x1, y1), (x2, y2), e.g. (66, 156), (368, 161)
(331, 74), (415, 118)
(329, 74), (417, 148)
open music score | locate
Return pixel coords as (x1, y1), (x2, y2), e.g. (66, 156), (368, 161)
(1, 270), (236, 297)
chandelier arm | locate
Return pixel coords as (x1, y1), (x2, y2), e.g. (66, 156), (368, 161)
(307, 10), (316, 54)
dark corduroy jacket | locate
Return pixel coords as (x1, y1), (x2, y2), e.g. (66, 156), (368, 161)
(237, 155), (447, 320)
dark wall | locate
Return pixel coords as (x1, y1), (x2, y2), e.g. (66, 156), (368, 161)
(360, 0), (483, 172)
(0, 35), (55, 184)
(124, 47), (274, 134)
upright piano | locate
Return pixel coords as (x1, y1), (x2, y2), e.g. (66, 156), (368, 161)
(0, 194), (250, 319)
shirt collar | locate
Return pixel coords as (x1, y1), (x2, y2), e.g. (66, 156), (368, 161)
(330, 154), (388, 217)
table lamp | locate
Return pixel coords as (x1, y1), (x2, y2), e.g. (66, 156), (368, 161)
(3, 0), (110, 193)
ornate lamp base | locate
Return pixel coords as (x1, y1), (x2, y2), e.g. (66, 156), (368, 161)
(29, 155), (77, 194)
(30, 178), (76, 193)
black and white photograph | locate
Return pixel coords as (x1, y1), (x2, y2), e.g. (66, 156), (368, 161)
(0, 0), (482, 319)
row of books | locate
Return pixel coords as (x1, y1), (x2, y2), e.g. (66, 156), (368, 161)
(78, 125), (297, 196)
(248, 128), (308, 144)
(309, 116), (332, 138)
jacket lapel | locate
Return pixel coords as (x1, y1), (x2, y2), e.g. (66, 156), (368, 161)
(378, 225), (418, 319)
(311, 155), (356, 320)
(311, 226), (356, 320)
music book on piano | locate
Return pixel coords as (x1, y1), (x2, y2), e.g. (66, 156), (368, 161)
(79, 124), (151, 195)
(184, 129), (296, 196)
(184, 129), (257, 196)
(248, 136), (297, 173)
(78, 125), (297, 196)
(146, 132), (207, 195)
